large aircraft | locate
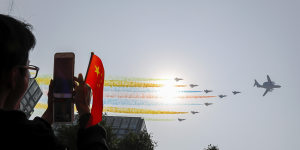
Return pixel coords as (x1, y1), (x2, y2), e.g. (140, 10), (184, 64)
(178, 118), (186, 121)
(191, 111), (199, 114)
(204, 89), (213, 93)
(218, 95), (227, 98)
(232, 91), (241, 95)
(174, 77), (183, 82)
(254, 75), (281, 96)
(204, 102), (213, 106)
(189, 84), (199, 88)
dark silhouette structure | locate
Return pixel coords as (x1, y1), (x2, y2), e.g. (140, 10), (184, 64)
(19, 78), (42, 118)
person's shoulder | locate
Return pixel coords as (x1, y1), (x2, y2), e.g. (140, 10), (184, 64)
(0, 110), (52, 136)
(0, 109), (27, 125)
(0, 110), (65, 150)
(32, 117), (52, 129)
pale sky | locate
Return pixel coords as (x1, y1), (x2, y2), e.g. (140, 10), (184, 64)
(1, 0), (300, 149)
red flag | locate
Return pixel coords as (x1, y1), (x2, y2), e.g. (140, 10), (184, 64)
(85, 53), (105, 128)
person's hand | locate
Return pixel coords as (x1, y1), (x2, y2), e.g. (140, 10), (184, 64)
(42, 79), (54, 124)
(47, 79), (54, 110)
(74, 73), (91, 117)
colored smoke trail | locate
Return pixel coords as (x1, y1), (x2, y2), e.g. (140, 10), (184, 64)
(35, 103), (48, 109)
(105, 80), (186, 88)
(34, 103), (188, 114)
(36, 76), (51, 85)
(104, 98), (203, 106)
(105, 76), (169, 81)
(104, 87), (160, 93)
(105, 80), (163, 88)
(178, 90), (202, 93)
(36, 103), (79, 111)
(104, 87), (202, 93)
(34, 75), (208, 115)
(104, 93), (216, 99)
(105, 94), (160, 99)
(178, 96), (216, 98)
(175, 85), (187, 87)
(36, 76), (187, 88)
(103, 107), (188, 114)
(37, 77), (164, 88)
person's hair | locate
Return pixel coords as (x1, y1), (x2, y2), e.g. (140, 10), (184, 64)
(0, 14), (36, 79)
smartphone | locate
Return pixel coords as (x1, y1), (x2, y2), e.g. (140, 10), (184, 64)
(53, 52), (75, 123)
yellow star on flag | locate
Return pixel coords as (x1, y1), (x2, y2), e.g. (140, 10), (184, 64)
(95, 65), (100, 77)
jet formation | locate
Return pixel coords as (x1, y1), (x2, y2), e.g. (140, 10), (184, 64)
(254, 75), (281, 96)
(173, 75), (281, 124)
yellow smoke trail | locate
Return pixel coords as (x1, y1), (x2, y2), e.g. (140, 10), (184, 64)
(105, 76), (169, 81)
(35, 103), (48, 109)
(34, 103), (188, 114)
(175, 85), (187, 87)
(36, 77), (51, 85)
(104, 80), (163, 88)
(36, 77), (164, 88)
(36, 77), (187, 88)
(104, 94), (160, 99)
(103, 107), (188, 114)
(35, 103), (78, 111)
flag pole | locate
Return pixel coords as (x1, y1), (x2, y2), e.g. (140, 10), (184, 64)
(85, 52), (94, 82)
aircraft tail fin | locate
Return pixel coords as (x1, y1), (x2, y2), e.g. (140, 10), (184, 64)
(254, 80), (262, 87)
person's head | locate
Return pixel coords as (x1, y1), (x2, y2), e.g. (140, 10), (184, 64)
(0, 14), (36, 110)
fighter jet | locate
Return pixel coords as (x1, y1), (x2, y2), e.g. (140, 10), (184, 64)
(204, 89), (213, 93)
(191, 111), (199, 114)
(178, 118), (186, 121)
(218, 95), (227, 98)
(204, 102), (213, 106)
(174, 77), (183, 82)
(254, 75), (281, 96)
(232, 91), (241, 95)
(189, 84), (199, 88)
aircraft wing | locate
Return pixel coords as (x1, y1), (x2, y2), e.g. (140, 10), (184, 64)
(263, 88), (270, 96)
(267, 75), (272, 83)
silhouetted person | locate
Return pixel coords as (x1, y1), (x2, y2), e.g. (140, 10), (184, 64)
(0, 14), (108, 150)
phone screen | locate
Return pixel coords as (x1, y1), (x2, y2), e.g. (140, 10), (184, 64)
(53, 99), (73, 122)
(54, 57), (73, 98)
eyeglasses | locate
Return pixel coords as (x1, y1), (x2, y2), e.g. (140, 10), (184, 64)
(19, 65), (39, 79)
